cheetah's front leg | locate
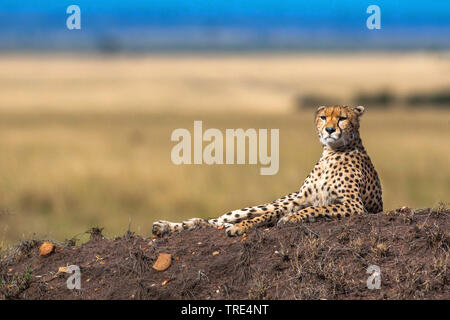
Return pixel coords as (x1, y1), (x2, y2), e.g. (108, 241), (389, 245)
(225, 195), (308, 236)
(277, 200), (365, 226)
(226, 209), (284, 236)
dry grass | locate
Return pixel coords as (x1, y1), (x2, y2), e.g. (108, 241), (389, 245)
(0, 53), (449, 247)
(0, 52), (449, 113)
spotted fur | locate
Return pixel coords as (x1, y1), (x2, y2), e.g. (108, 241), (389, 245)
(152, 105), (383, 237)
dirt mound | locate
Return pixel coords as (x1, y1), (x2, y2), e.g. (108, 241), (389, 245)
(1, 206), (448, 300)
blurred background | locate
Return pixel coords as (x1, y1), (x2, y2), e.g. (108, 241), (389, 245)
(0, 0), (449, 246)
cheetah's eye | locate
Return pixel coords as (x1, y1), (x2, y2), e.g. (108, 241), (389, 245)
(338, 116), (347, 121)
(320, 116), (326, 120)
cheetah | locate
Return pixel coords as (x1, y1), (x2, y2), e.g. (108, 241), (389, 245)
(152, 105), (383, 237)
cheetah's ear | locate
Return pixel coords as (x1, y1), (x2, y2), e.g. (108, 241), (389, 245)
(352, 105), (365, 117)
(315, 105), (326, 116)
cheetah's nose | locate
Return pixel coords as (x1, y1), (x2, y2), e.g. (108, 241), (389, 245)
(325, 127), (336, 134)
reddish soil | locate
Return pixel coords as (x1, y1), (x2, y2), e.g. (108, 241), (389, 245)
(1, 206), (448, 300)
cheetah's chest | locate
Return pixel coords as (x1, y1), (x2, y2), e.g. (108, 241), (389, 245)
(307, 161), (337, 207)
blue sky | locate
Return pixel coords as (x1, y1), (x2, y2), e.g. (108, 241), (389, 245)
(0, 1), (448, 51)
(0, 0), (448, 24)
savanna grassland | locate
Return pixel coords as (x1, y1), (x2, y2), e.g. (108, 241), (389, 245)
(0, 52), (449, 247)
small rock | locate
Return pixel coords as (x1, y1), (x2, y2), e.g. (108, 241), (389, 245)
(58, 266), (68, 273)
(162, 279), (170, 286)
(152, 253), (172, 271)
(39, 242), (55, 256)
(212, 251), (220, 256)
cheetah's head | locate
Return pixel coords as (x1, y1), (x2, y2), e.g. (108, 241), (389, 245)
(315, 105), (365, 148)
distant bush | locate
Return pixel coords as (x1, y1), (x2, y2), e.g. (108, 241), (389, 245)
(406, 89), (450, 108)
(295, 88), (450, 110)
(97, 35), (122, 54)
(296, 94), (341, 109)
(353, 89), (395, 108)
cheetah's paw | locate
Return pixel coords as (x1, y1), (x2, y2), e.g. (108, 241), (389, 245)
(208, 219), (233, 228)
(277, 215), (298, 227)
(152, 220), (170, 237)
(225, 225), (246, 237)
